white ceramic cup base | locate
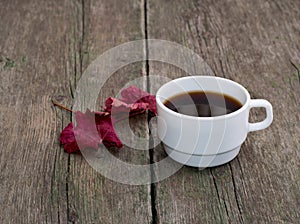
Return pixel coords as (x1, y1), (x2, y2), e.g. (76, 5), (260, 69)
(164, 144), (241, 168)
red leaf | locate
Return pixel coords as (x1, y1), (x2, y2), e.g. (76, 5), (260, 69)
(105, 97), (148, 116)
(105, 86), (157, 115)
(59, 123), (80, 153)
(59, 110), (123, 153)
(121, 86), (157, 114)
(59, 86), (156, 153)
(96, 114), (123, 148)
(120, 86), (152, 103)
(73, 109), (103, 149)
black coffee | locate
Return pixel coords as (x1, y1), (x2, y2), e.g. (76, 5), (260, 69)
(163, 91), (243, 117)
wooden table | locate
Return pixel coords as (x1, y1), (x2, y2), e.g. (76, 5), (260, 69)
(0, 0), (299, 223)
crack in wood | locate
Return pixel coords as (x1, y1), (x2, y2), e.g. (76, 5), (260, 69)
(51, 108), (62, 224)
(66, 95), (75, 223)
(79, 0), (85, 76)
(210, 169), (226, 223)
(290, 60), (300, 84)
(50, 102), (69, 222)
(73, 35), (77, 89)
(66, 154), (73, 223)
(143, 0), (158, 223)
(69, 80), (74, 100)
(229, 163), (244, 223)
(65, 0), (87, 222)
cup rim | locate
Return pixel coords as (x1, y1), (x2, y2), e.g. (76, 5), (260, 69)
(156, 76), (251, 120)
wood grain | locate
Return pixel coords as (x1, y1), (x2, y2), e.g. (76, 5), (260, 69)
(1, 0), (299, 223)
(0, 0), (75, 223)
(147, 0), (300, 223)
(66, 1), (152, 223)
(0, 0), (152, 223)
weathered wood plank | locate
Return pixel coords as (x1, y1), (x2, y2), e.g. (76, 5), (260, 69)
(0, 0), (76, 223)
(0, 0), (152, 223)
(147, 0), (300, 223)
(67, 0), (152, 223)
(1, 0), (299, 223)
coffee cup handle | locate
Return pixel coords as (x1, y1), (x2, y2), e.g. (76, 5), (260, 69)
(248, 99), (273, 132)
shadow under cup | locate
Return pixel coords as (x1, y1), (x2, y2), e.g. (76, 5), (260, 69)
(156, 76), (273, 168)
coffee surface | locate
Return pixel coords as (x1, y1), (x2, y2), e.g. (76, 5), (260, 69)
(163, 91), (243, 117)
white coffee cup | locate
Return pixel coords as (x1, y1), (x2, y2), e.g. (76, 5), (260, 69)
(156, 76), (273, 168)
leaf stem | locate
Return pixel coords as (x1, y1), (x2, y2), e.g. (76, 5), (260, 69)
(52, 100), (75, 113)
